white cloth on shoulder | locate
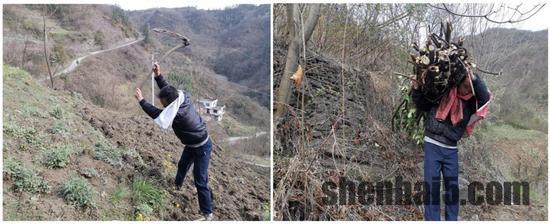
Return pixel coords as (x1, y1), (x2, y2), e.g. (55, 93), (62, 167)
(154, 90), (185, 129)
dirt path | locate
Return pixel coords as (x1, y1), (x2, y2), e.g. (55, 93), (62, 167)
(223, 131), (269, 168)
(241, 159), (270, 168)
(225, 131), (267, 144)
(40, 37), (143, 82)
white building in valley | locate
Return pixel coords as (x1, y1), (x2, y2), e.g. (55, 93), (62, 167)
(198, 99), (225, 121)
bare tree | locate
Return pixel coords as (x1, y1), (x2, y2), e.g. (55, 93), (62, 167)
(42, 5), (54, 88)
(275, 4), (321, 118)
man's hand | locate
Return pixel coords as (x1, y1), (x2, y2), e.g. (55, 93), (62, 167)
(134, 88), (144, 101)
(152, 62), (161, 77)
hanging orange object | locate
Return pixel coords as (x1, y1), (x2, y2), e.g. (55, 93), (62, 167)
(290, 64), (304, 89)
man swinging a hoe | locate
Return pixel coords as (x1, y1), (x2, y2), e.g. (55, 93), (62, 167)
(134, 63), (213, 221)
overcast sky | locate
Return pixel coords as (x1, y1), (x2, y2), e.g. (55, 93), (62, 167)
(115, 1), (547, 31)
(497, 4), (548, 31)
(116, 0), (261, 10)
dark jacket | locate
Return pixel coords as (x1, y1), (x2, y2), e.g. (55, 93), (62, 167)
(139, 75), (208, 146)
(412, 74), (490, 146)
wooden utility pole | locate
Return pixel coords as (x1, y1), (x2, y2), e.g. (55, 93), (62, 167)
(42, 5), (54, 88)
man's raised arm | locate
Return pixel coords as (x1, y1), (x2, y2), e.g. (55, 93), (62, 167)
(152, 63), (170, 89)
(135, 87), (162, 119)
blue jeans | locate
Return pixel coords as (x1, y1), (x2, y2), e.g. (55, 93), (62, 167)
(423, 142), (459, 221)
(175, 139), (213, 215)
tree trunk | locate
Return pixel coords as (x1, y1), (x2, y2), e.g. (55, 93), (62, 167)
(275, 4), (321, 118)
(42, 6), (54, 88)
(284, 4), (295, 43)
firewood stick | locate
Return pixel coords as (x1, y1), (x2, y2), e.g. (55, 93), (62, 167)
(476, 67), (502, 76)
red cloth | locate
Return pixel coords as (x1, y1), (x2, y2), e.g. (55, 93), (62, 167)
(436, 87), (473, 126)
(435, 73), (491, 136)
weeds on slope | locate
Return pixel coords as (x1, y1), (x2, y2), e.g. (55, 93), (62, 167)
(3, 159), (50, 193)
(42, 144), (81, 168)
(62, 176), (97, 209)
(132, 178), (167, 219)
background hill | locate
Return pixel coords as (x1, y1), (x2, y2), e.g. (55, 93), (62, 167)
(466, 28), (548, 131)
(128, 5), (271, 107)
(3, 4), (270, 221)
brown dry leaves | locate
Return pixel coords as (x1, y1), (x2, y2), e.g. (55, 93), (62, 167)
(290, 64), (304, 89)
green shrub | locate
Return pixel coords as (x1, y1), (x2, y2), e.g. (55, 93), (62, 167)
(123, 147), (145, 167)
(111, 184), (130, 203)
(132, 178), (166, 212)
(4, 123), (41, 147)
(135, 203), (154, 216)
(262, 202), (270, 221)
(92, 142), (123, 166)
(62, 176), (97, 209)
(48, 121), (70, 137)
(3, 122), (19, 136)
(4, 64), (31, 79)
(21, 127), (41, 145)
(94, 30), (105, 48)
(50, 106), (64, 119)
(392, 84), (425, 145)
(80, 167), (99, 178)
(3, 159), (50, 193)
(42, 144), (78, 168)
(22, 104), (43, 117)
(52, 43), (68, 64)
(167, 71), (193, 92)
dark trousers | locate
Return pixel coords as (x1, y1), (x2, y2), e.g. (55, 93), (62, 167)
(175, 138), (213, 215)
(423, 141), (459, 221)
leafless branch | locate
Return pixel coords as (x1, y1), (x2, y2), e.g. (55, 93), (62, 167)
(428, 3), (546, 24)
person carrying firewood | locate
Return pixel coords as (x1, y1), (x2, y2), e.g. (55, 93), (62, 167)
(134, 63), (213, 221)
(411, 66), (491, 220)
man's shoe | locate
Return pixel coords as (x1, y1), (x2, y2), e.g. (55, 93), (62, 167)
(175, 185), (182, 191)
(194, 213), (213, 221)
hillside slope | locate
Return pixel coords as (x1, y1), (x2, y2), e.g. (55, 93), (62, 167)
(3, 4), (139, 79)
(3, 65), (269, 220)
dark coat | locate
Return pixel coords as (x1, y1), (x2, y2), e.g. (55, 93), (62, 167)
(412, 73), (490, 146)
(139, 75), (208, 146)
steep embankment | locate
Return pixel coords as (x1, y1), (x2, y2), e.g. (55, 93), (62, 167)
(3, 66), (269, 221)
(273, 40), (423, 220)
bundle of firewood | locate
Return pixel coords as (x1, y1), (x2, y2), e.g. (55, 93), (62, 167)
(409, 21), (475, 103)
